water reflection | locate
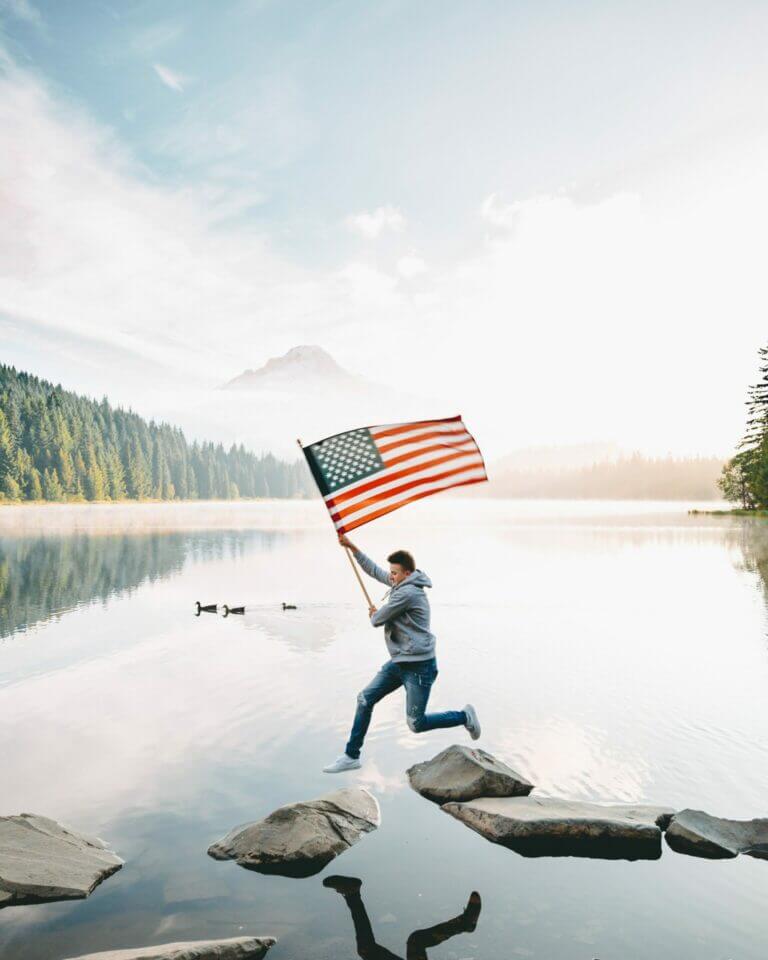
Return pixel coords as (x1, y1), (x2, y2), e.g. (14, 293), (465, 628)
(727, 518), (768, 609)
(243, 605), (340, 652)
(0, 531), (279, 642)
(2, 501), (768, 960)
(498, 834), (662, 860)
(323, 876), (481, 959)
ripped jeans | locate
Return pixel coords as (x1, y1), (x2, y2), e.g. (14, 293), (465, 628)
(345, 658), (467, 760)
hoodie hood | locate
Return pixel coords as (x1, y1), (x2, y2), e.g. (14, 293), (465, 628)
(396, 569), (432, 590)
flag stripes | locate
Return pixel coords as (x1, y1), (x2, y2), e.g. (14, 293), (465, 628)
(336, 473), (487, 532)
(330, 464), (488, 526)
(302, 415), (488, 533)
(326, 449), (479, 510)
(376, 427), (471, 454)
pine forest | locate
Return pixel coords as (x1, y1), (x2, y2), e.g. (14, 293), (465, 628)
(0, 365), (313, 503)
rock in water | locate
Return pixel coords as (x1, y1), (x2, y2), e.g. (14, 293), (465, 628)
(407, 744), (534, 803)
(665, 809), (768, 860)
(208, 788), (380, 878)
(0, 814), (123, 907)
(443, 796), (675, 860)
(61, 938), (276, 960)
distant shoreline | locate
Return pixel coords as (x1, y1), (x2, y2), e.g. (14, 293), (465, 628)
(0, 497), (285, 507)
(0, 494), (727, 508)
(689, 508), (768, 517)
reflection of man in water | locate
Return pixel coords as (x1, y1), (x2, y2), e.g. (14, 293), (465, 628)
(324, 875), (481, 960)
(323, 535), (481, 773)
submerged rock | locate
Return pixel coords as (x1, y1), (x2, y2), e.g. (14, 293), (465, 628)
(0, 813), (123, 908)
(443, 796), (675, 860)
(208, 788), (380, 878)
(665, 809), (768, 860)
(407, 745), (534, 803)
(62, 937), (276, 960)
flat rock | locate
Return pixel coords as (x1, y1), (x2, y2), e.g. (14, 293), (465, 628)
(407, 744), (534, 803)
(208, 788), (380, 878)
(665, 808), (768, 860)
(62, 937), (276, 960)
(0, 814), (123, 907)
(443, 796), (675, 860)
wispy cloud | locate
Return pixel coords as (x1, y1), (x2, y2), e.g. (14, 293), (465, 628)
(0, 0), (42, 29)
(1, 52), (767, 458)
(154, 66), (304, 212)
(132, 20), (183, 56)
(345, 204), (406, 239)
(153, 63), (188, 93)
(0, 56), (314, 384)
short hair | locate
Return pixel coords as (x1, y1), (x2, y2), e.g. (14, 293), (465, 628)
(387, 549), (415, 573)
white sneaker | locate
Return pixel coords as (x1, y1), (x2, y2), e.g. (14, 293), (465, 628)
(464, 704), (481, 740)
(323, 754), (362, 773)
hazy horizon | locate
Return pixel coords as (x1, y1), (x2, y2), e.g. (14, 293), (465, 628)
(2, 2), (767, 461)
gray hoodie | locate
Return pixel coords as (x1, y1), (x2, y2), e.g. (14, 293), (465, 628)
(353, 550), (436, 662)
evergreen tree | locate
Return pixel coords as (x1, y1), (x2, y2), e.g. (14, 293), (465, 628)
(0, 409), (16, 486)
(722, 345), (768, 509)
(3, 474), (22, 501)
(0, 363), (314, 503)
(28, 467), (43, 501)
(85, 446), (107, 500)
(73, 451), (87, 499)
(58, 449), (75, 495)
(106, 449), (127, 500)
(43, 467), (65, 501)
(127, 438), (152, 499)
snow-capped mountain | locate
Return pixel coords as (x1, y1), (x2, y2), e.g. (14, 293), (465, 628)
(155, 345), (433, 458)
(222, 345), (363, 392)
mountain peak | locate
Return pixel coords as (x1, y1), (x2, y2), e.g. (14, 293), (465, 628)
(222, 345), (357, 391)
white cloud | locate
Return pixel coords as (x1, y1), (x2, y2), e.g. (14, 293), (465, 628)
(1, 53), (767, 460)
(396, 254), (427, 278)
(0, 57), (324, 386)
(398, 183), (768, 457)
(334, 261), (399, 306)
(153, 63), (188, 93)
(480, 191), (520, 228)
(345, 204), (406, 239)
(0, 0), (42, 28)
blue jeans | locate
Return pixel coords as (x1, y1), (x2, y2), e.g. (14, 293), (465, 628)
(345, 658), (467, 759)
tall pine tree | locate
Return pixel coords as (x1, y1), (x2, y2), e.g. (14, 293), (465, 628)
(721, 345), (768, 508)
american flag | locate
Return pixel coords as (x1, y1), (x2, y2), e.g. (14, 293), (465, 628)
(301, 416), (488, 533)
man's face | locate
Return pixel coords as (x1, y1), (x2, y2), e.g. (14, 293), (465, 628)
(389, 563), (410, 586)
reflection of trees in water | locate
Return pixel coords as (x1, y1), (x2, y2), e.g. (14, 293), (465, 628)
(0, 530), (279, 641)
(324, 876), (481, 960)
(725, 520), (768, 604)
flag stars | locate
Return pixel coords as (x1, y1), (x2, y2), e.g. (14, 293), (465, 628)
(308, 428), (384, 493)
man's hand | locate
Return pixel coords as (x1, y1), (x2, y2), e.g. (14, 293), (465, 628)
(368, 605), (378, 617)
(338, 534), (357, 551)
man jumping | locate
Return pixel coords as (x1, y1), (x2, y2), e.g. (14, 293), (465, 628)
(323, 534), (481, 773)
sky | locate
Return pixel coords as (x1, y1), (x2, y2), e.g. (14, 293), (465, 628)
(1, 0), (768, 458)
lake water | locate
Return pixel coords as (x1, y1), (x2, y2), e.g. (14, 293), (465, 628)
(1, 499), (768, 959)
